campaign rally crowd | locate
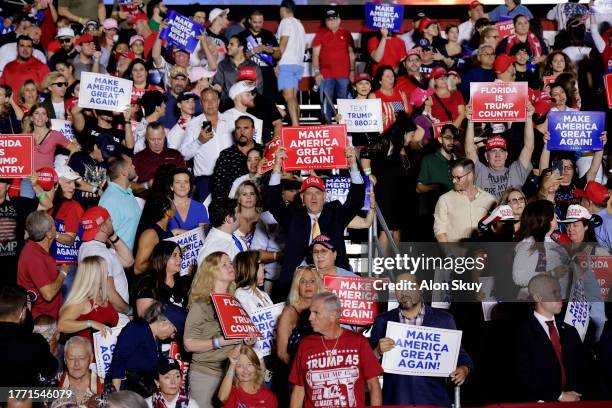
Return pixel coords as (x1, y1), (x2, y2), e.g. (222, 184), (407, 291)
(1, 0), (612, 406)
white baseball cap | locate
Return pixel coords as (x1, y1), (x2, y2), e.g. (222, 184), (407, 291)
(228, 81), (255, 100)
(56, 28), (75, 39)
(479, 205), (515, 227)
(209, 8), (229, 23)
(54, 155), (81, 181)
(188, 66), (216, 83)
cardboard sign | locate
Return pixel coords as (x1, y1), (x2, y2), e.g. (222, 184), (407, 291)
(93, 326), (123, 378)
(248, 303), (284, 357)
(51, 220), (82, 264)
(324, 175), (371, 211)
(495, 20), (515, 41)
(576, 256), (612, 301)
(337, 99), (383, 133)
(604, 73), (612, 109)
(470, 82), (527, 122)
(169, 341), (189, 386)
(51, 119), (75, 142)
(0, 134), (33, 178)
(281, 125), (348, 171)
(365, 2), (404, 32)
(547, 111), (605, 151)
(165, 227), (205, 276)
(323, 275), (388, 325)
(433, 121), (453, 141)
(78, 72), (133, 113)
(261, 135), (281, 174)
(159, 10), (205, 54)
(564, 278), (590, 341)
(382, 322), (463, 377)
(210, 294), (262, 339)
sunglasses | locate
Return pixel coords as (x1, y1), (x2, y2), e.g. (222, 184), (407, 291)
(53, 82), (68, 87)
(59, 38), (72, 44)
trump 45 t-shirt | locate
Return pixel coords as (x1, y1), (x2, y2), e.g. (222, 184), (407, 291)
(289, 329), (383, 407)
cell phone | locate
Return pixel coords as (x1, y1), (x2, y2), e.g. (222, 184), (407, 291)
(201, 121), (212, 131)
(551, 160), (564, 177)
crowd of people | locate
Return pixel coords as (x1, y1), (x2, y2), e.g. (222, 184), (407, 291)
(0, 0), (612, 406)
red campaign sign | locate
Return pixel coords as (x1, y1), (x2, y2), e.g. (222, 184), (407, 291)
(281, 125), (348, 171)
(0, 134), (33, 178)
(495, 21), (515, 41)
(543, 75), (556, 87)
(210, 294), (262, 339)
(605, 73), (612, 109)
(323, 275), (388, 325)
(119, 2), (140, 15)
(470, 82), (528, 123)
(576, 256), (612, 301)
(433, 121), (453, 141)
(169, 341), (189, 389)
(261, 135), (281, 174)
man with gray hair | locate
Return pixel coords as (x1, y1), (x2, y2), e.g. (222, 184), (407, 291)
(57, 337), (104, 405)
(17, 210), (65, 320)
(289, 291), (383, 407)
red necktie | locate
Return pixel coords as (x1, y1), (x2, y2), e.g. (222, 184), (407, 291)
(546, 320), (566, 389)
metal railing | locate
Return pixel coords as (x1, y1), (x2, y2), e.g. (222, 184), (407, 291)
(366, 206), (399, 280)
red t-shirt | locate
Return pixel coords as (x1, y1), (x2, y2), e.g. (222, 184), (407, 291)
(312, 28), (355, 79)
(0, 57), (50, 98)
(374, 89), (411, 132)
(39, 8), (56, 49)
(603, 45), (612, 73)
(367, 36), (407, 74)
(52, 200), (84, 234)
(289, 329), (383, 408)
(223, 385), (278, 408)
(17, 240), (63, 320)
(143, 32), (158, 59)
(34, 130), (71, 170)
(431, 90), (465, 123)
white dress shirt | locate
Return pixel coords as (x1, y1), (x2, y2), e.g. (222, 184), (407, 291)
(197, 227), (240, 265)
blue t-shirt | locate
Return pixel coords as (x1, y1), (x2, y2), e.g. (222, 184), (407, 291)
(168, 199), (210, 231)
(596, 208), (612, 250)
(487, 4), (534, 22)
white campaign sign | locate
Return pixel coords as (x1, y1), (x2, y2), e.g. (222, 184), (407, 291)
(382, 321), (463, 377)
(51, 119), (75, 142)
(78, 72), (133, 112)
(564, 278), (590, 341)
(165, 227), (205, 276)
(337, 99), (383, 133)
(248, 302), (284, 357)
(93, 326), (123, 378)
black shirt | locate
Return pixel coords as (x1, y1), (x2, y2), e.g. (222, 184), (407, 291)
(134, 273), (192, 309)
(237, 28), (279, 68)
(211, 142), (263, 200)
(87, 124), (126, 158)
(0, 196), (38, 286)
(67, 152), (107, 209)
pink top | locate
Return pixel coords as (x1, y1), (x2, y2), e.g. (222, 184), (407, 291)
(34, 130), (70, 170)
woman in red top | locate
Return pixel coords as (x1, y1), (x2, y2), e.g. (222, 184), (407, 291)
(58, 255), (119, 345)
(218, 345), (278, 408)
(125, 58), (164, 105)
(430, 66), (466, 129)
(369, 65), (410, 132)
(18, 80), (40, 114)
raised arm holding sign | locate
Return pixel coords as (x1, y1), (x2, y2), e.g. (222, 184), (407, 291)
(280, 124), (349, 171)
(210, 293), (262, 339)
(470, 82), (527, 122)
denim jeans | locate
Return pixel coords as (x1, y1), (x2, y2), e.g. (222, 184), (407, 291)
(319, 77), (350, 124)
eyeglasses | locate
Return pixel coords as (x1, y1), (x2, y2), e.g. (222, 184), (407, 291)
(59, 38), (72, 44)
(508, 197), (526, 205)
(451, 170), (472, 181)
(53, 82), (68, 87)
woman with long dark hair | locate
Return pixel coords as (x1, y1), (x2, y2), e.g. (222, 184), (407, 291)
(134, 195), (177, 274)
(124, 58), (164, 106)
(169, 167), (209, 234)
(369, 65), (410, 132)
(134, 241), (192, 316)
(513, 200), (570, 299)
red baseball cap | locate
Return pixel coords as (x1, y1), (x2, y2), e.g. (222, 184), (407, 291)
(534, 95), (555, 118)
(353, 72), (372, 85)
(410, 87), (434, 107)
(36, 167), (58, 190)
(81, 206), (111, 241)
(300, 176), (326, 193)
(485, 135), (507, 151)
(76, 33), (95, 46)
(431, 66), (448, 79)
(238, 66), (257, 82)
(418, 18), (436, 33)
(128, 13), (148, 26)
(469, 1), (483, 10)
(494, 54), (517, 74)
(575, 181), (610, 206)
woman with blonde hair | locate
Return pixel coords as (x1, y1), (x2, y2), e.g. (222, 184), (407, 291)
(42, 71), (69, 119)
(58, 255), (119, 344)
(184, 252), (256, 408)
(218, 345), (277, 407)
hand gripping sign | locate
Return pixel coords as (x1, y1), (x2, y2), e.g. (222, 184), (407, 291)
(261, 135), (281, 174)
(323, 275), (388, 325)
(281, 125), (348, 171)
(470, 82), (527, 122)
(211, 294), (262, 339)
(79, 72), (133, 113)
(564, 276), (590, 341)
(382, 322), (463, 377)
(0, 134), (33, 178)
(547, 111), (605, 152)
(159, 10), (205, 54)
(248, 302), (284, 357)
(164, 227), (205, 276)
(337, 99), (383, 133)
(93, 326), (123, 378)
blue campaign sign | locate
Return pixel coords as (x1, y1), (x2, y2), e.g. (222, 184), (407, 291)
(547, 111), (605, 151)
(365, 2), (404, 32)
(51, 219), (82, 264)
(159, 10), (205, 54)
(324, 175), (371, 211)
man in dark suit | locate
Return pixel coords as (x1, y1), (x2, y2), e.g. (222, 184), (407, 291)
(515, 274), (586, 402)
(369, 273), (473, 406)
(265, 146), (365, 300)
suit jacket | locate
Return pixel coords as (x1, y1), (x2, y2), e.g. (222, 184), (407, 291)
(41, 96), (58, 120)
(265, 178), (365, 295)
(369, 305), (474, 407)
(515, 313), (586, 402)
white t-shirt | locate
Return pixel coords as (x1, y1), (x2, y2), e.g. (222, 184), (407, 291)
(197, 227), (240, 265)
(145, 395), (200, 408)
(52, 101), (66, 120)
(220, 108), (263, 144)
(78, 240), (129, 304)
(276, 16), (306, 66)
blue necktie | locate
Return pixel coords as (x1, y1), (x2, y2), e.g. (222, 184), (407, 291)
(232, 234), (244, 252)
